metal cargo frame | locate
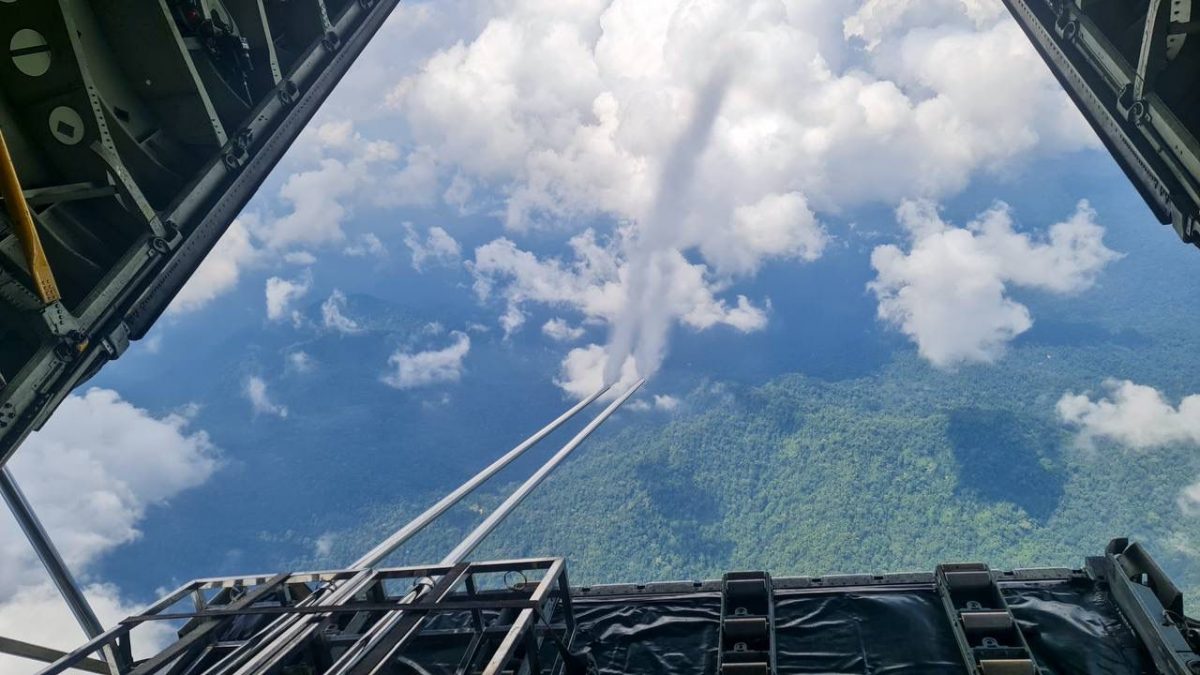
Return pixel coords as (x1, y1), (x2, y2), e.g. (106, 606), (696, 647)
(36, 557), (581, 675)
(29, 539), (1200, 675)
(0, 0), (407, 469)
(1003, 0), (1200, 248)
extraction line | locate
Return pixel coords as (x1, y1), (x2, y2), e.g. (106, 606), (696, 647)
(325, 378), (646, 675)
(208, 386), (612, 675)
(353, 384), (612, 568)
(441, 378), (645, 566)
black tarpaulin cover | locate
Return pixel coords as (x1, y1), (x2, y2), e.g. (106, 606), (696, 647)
(382, 578), (1152, 673)
(1004, 582), (1151, 675)
(568, 580), (1151, 674)
(572, 594), (721, 673)
(773, 592), (965, 673)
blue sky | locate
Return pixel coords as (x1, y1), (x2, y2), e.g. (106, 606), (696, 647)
(3, 0), (1200, 667)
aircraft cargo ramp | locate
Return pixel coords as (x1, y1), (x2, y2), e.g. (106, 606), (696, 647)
(1, 2), (1200, 674)
(29, 539), (1200, 675)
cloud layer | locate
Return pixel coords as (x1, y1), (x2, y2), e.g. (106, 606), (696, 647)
(378, 0), (1096, 393)
(0, 390), (218, 672)
(1058, 380), (1200, 450)
(1057, 380), (1200, 514)
(265, 272), (312, 323)
(383, 331), (472, 389)
(403, 223), (461, 271)
(244, 376), (289, 418)
(170, 219), (259, 315)
(169, 0), (1107, 394)
(391, 0), (1093, 224)
(870, 201), (1119, 367)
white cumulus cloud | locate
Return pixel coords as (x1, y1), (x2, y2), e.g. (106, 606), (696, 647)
(314, 532), (336, 558)
(169, 219), (259, 314)
(844, 0), (1008, 51)
(1058, 380), (1200, 450)
(252, 122), (401, 251)
(726, 192), (827, 274)
(1057, 379), (1200, 515)
(244, 376), (288, 418)
(265, 271), (312, 322)
(234, 0), (1102, 394)
(403, 0), (1077, 223)
(403, 223), (462, 271)
(0, 389), (218, 672)
(869, 200), (1119, 368)
(321, 290), (361, 333)
(653, 394), (681, 411)
(630, 394), (683, 413)
(542, 318), (585, 342)
(1182, 484), (1200, 517)
(256, 159), (360, 250)
(471, 230), (767, 350)
(383, 331), (471, 389)
(286, 351), (316, 374)
(555, 343), (640, 401)
(344, 232), (388, 258)
(284, 345), (314, 372)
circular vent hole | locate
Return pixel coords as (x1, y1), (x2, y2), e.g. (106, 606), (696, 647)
(10, 28), (51, 77)
(48, 106), (84, 145)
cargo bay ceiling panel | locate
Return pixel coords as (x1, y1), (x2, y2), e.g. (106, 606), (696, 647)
(1003, 0), (1200, 248)
(0, 0), (400, 467)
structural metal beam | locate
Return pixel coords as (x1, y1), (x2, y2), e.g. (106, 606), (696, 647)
(0, 468), (104, 640)
(353, 384), (612, 568)
(208, 385), (620, 674)
(326, 379), (645, 675)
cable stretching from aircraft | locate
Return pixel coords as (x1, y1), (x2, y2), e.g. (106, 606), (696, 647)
(193, 379), (643, 675)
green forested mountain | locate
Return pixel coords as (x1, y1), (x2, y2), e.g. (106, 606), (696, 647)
(314, 341), (1200, 600)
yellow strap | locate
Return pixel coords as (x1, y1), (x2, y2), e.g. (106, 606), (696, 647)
(0, 126), (60, 305)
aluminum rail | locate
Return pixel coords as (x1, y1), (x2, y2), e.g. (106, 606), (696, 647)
(0, 468), (103, 640)
(326, 378), (646, 675)
(353, 385), (612, 568)
(0, 468), (126, 674)
(206, 387), (612, 675)
(0, 635), (108, 674)
(441, 378), (645, 566)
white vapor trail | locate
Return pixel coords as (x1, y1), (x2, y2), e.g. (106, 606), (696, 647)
(603, 66), (733, 385)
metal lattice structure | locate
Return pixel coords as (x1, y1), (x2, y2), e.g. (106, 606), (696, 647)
(28, 539), (1200, 675)
(1003, 0), (1200, 248)
(0, 0), (402, 468)
(38, 557), (581, 675)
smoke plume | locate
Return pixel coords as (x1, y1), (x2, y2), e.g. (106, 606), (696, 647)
(603, 67), (733, 385)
